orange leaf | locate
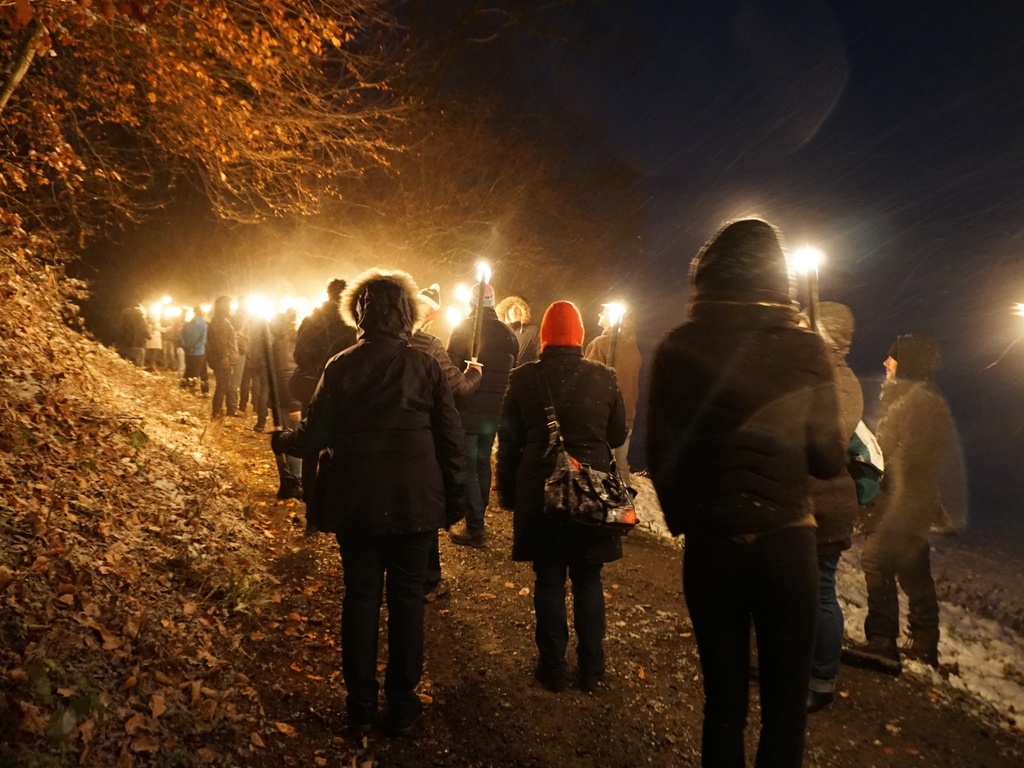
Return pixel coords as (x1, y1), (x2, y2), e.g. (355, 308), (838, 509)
(149, 694), (166, 718)
(124, 712), (147, 735)
(275, 721), (297, 737)
(637, 666), (646, 680)
(251, 732), (265, 748)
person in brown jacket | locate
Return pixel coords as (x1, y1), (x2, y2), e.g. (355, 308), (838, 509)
(807, 302), (864, 712)
(848, 334), (953, 672)
(584, 306), (642, 487)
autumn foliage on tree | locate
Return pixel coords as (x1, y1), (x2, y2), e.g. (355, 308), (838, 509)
(0, 0), (402, 254)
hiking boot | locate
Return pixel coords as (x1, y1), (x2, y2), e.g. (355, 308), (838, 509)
(901, 634), (939, 668)
(449, 527), (486, 548)
(424, 579), (451, 603)
(276, 482), (303, 501)
(842, 636), (902, 676)
(578, 669), (606, 693)
(253, 422), (266, 433)
(387, 700), (422, 736)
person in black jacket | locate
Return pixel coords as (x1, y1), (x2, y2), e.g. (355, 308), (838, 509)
(647, 219), (845, 768)
(272, 268), (467, 736)
(206, 296), (240, 418)
(269, 309), (303, 500)
(292, 278), (357, 406)
(497, 301), (626, 693)
(446, 282), (519, 548)
(410, 280), (482, 601)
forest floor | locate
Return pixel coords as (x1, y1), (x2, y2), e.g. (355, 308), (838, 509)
(2, 259), (1024, 767)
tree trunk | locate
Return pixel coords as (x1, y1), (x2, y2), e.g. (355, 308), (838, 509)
(0, 19), (46, 116)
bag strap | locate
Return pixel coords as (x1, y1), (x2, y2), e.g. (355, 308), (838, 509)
(538, 367), (566, 455)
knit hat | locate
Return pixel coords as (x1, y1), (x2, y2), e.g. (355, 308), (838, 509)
(691, 218), (792, 304)
(469, 282), (495, 307)
(539, 301), (585, 351)
(418, 283), (441, 311)
(888, 334), (941, 381)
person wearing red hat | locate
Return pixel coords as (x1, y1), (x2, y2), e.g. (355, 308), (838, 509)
(496, 300), (627, 692)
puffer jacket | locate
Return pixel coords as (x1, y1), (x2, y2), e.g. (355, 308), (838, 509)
(447, 308), (519, 433)
(497, 346), (627, 564)
(809, 302), (864, 555)
(411, 330), (482, 398)
(278, 269), (467, 537)
(647, 300), (846, 537)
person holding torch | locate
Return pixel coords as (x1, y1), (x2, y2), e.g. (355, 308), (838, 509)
(446, 263), (519, 548)
(585, 302), (642, 487)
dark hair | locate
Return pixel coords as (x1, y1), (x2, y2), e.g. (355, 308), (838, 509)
(327, 278), (347, 301)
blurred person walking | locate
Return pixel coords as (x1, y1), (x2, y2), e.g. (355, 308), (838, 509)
(446, 281), (519, 548)
(846, 334), (953, 672)
(647, 219), (845, 768)
(497, 300), (627, 692)
(144, 313), (163, 369)
(806, 302), (864, 712)
(272, 269), (467, 736)
(584, 305), (642, 487)
(292, 278), (357, 407)
(205, 296), (240, 418)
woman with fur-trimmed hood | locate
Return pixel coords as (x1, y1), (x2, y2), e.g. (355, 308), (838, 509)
(497, 295), (541, 365)
(273, 267), (467, 736)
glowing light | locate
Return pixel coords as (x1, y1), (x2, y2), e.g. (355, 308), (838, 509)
(446, 307), (466, 328)
(185, 308), (195, 322)
(199, 303), (212, 315)
(149, 302), (163, 319)
(317, 291), (329, 305)
(454, 283), (472, 306)
(792, 247), (824, 275)
(604, 301), (626, 326)
(229, 298), (239, 313)
(160, 295), (171, 305)
(163, 306), (183, 319)
(476, 260), (492, 284)
(1014, 303), (1024, 317)
(245, 295), (274, 321)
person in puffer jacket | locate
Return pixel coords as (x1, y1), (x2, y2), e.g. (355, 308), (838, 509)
(647, 218), (845, 768)
(806, 302), (864, 712)
(848, 334), (953, 672)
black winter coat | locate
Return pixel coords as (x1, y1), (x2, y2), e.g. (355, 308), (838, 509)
(411, 330), (482, 398)
(647, 301), (846, 538)
(294, 302), (357, 376)
(447, 309), (519, 433)
(278, 277), (467, 539)
(497, 347), (627, 564)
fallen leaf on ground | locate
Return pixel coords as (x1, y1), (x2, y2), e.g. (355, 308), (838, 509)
(275, 721), (297, 737)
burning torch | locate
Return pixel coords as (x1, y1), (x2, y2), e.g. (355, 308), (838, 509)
(604, 301), (626, 369)
(470, 261), (491, 363)
(793, 247), (823, 334)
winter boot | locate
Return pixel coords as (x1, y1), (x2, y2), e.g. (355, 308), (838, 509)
(901, 630), (939, 668)
(449, 525), (486, 548)
(842, 635), (902, 676)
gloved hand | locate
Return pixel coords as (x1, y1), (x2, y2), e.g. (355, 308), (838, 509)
(270, 429), (293, 455)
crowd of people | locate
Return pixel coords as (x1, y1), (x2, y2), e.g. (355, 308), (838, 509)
(116, 218), (953, 766)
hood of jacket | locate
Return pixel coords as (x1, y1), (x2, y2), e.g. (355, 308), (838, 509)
(495, 295), (532, 324)
(340, 268), (425, 338)
(817, 301), (854, 357)
(690, 218), (794, 306)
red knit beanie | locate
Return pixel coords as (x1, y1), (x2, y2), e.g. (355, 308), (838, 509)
(540, 301), (585, 351)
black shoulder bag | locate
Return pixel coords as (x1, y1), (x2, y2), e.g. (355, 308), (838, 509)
(539, 369), (637, 534)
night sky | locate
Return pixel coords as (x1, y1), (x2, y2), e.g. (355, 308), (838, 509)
(82, 2), (1024, 537)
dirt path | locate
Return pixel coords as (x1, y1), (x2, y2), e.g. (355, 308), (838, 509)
(211, 415), (1024, 768)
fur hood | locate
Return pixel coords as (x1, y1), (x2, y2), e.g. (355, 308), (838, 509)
(340, 267), (427, 332)
(496, 295), (532, 325)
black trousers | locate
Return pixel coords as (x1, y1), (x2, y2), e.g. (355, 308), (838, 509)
(337, 531), (432, 723)
(684, 526), (818, 768)
(862, 530), (938, 642)
(532, 558), (606, 678)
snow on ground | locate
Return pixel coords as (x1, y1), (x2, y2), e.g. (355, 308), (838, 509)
(630, 473), (1024, 728)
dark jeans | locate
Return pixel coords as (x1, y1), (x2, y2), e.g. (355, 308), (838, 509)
(862, 530), (938, 641)
(248, 368), (269, 427)
(684, 526), (818, 768)
(210, 358), (237, 415)
(463, 430), (497, 533)
(811, 552), (843, 689)
(274, 411), (301, 486)
(184, 354), (208, 389)
(337, 531), (432, 723)
(532, 558), (606, 679)
(424, 530), (442, 591)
